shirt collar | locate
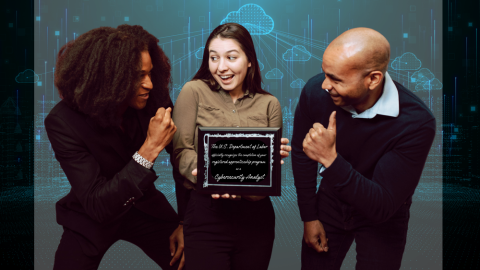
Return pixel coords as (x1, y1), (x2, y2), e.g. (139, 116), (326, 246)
(218, 88), (253, 101)
(340, 71), (399, 119)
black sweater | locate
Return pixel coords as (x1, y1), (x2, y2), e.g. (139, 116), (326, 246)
(291, 73), (436, 227)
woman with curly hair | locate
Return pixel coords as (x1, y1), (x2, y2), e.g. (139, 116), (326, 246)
(172, 23), (291, 270)
(45, 25), (185, 269)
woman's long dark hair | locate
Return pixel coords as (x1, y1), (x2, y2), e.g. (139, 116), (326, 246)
(192, 23), (271, 96)
(55, 25), (172, 128)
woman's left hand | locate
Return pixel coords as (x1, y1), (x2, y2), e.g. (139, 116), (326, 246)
(280, 138), (292, 164)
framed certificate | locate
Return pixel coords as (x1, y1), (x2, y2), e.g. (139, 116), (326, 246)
(197, 127), (282, 196)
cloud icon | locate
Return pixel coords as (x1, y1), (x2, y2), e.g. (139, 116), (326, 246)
(428, 78), (443, 90)
(414, 82), (425, 92)
(417, 78), (443, 91)
(15, 69), (39, 83)
(283, 45), (311, 61)
(220, 4), (274, 35)
(390, 52), (422, 70)
(258, 60), (264, 71)
(411, 68), (435, 84)
(195, 47), (205, 59)
(290, 78), (306, 88)
(265, 68), (283, 79)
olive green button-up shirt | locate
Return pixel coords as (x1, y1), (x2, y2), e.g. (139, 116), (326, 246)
(172, 79), (283, 189)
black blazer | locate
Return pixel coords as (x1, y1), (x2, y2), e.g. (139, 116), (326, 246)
(45, 100), (179, 254)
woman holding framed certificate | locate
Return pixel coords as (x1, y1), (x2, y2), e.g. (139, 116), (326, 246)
(172, 23), (291, 269)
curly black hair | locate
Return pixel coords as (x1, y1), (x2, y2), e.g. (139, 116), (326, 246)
(55, 24), (172, 128)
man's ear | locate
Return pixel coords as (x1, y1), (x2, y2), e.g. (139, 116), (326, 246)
(367, 71), (384, 90)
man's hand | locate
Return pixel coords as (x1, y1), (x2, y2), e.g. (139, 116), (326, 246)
(280, 138), (292, 165)
(138, 107), (177, 162)
(302, 111), (337, 168)
(169, 225), (185, 269)
(304, 220), (329, 253)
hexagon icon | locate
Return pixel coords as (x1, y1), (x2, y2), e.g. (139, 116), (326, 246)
(390, 52), (421, 70)
(283, 45), (311, 61)
(15, 69), (39, 83)
(220, 4), (274, 35)
(265, 68), (283, 79)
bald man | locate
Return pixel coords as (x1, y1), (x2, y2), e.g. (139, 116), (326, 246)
(291, 28), (435, 270)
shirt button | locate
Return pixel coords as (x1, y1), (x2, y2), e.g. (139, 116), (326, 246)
(232, 110), (236, 113)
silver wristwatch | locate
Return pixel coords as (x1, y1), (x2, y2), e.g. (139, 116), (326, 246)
(132, 151), (154, 169)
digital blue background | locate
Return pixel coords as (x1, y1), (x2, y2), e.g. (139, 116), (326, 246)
(6, 0), (476, 269)
(29, 1), (443, 269)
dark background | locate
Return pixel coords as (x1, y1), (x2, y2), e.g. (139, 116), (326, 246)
(442, 0), (480, 268)
(0, 0), (34, 268)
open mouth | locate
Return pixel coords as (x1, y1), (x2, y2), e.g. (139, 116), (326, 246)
(139, 93), (149, 99)
(219, 75), (234, 83)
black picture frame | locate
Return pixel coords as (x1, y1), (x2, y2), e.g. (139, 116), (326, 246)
(197, 127), (282, 196)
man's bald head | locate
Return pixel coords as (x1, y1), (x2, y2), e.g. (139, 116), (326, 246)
(326, 27), (390, 74)
(321, 28), (392, 112)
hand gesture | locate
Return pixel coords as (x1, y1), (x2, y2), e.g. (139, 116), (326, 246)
(304, 220), (329, 253)
(303, 111), (337, 168)
(139, 107), (177, 162)
(280, 138), (292, 165)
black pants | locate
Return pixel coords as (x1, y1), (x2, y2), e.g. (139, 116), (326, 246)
(53, 207), (179, 270)
(301, 211), (410, 270)
(183, 191), (275, 270)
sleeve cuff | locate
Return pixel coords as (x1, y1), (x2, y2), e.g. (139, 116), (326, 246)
(125, 159), (158, 191)
(300, 212), (319, 222)
(319, 154), (353, 186)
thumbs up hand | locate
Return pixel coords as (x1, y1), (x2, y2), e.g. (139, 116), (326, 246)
(302, 111), (338, 168)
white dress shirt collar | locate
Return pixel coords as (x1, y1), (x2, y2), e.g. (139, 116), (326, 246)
(340, 72), (399, 119)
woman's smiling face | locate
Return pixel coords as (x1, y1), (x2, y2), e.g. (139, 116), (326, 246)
(208, 37), (251, 94)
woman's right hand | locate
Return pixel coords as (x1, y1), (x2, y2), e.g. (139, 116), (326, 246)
(138, 107), (177, 162)
(191, 169), (241, 200)
(192, 169), (264, 201)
